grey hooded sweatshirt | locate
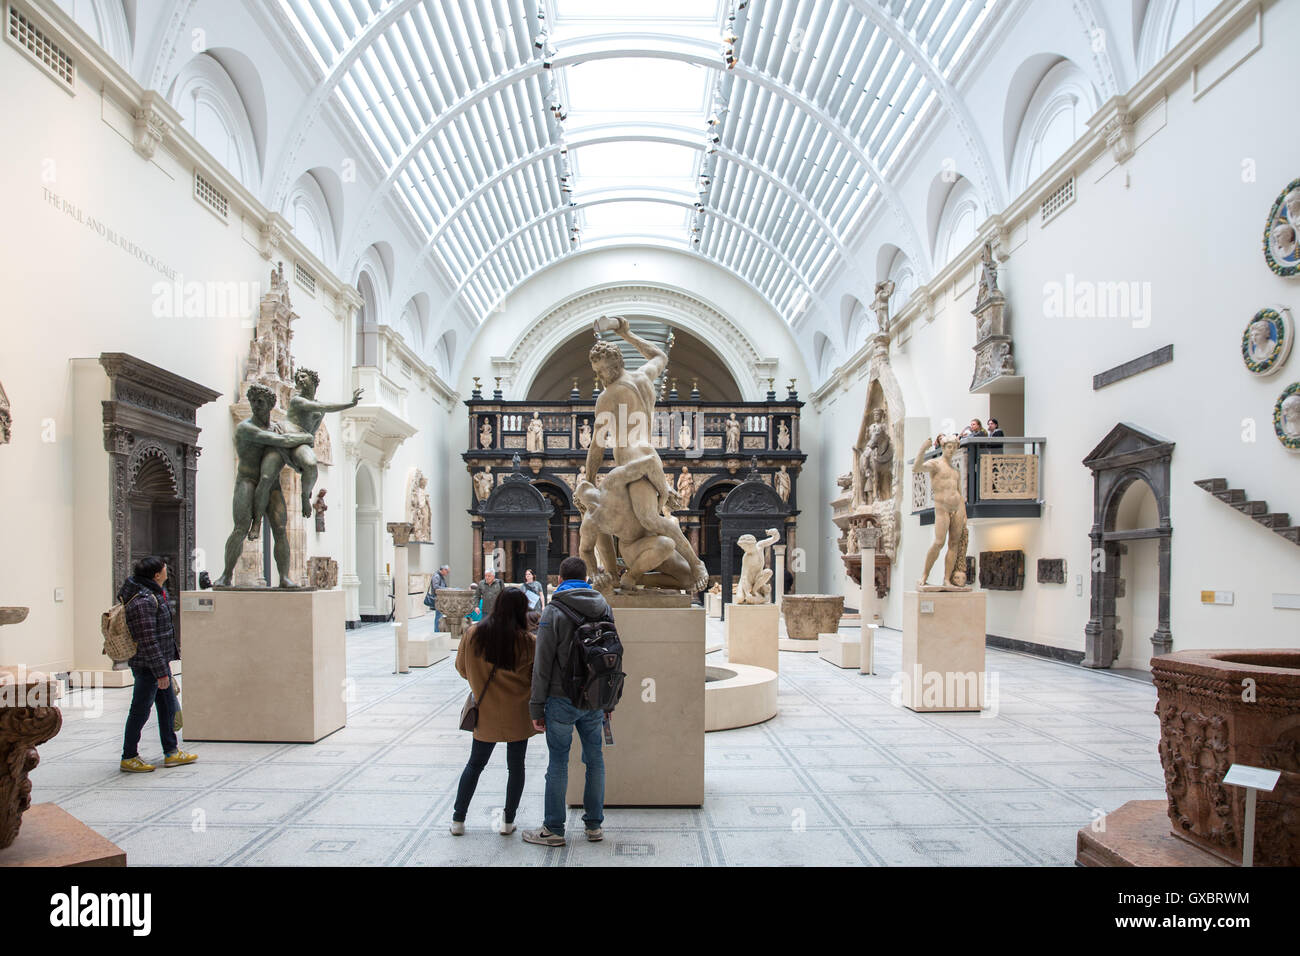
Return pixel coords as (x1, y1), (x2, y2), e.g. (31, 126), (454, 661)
(529, 585), (612, 720)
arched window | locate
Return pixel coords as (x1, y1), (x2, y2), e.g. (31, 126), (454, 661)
(284, 174), (335, 264)
(170, 54), (259, 191)
(813, 332), (835, 381)
(935, 179), (984, 268)
(398, 303), (425, 352)
(356, 272), (379, 367)
(1138, 0), (1216, 75)
(56, 0), (130, 67)
(434, 331), (457, 381)
(886, 250), (917, 318)
(1009, 60), (1098, 195)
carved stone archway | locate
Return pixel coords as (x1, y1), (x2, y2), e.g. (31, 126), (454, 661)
(1082, 423), (1174, 668)
(100, 352), (220, 631)
(493, 283), (779, 400)
(478, 457), (555, 596)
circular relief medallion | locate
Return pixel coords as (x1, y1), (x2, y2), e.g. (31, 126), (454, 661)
(1275, 382), (1300, 450)
(1263, 177), (1300, 277)
(1242, 307), (1293, 376)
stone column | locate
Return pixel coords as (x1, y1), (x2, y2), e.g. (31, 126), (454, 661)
(387, 522), (413, 674)
(471, 521), (484, 583)
(857, 526), (881, 674)
(773, 544), (786, 607)
(340, 426), (361, 622)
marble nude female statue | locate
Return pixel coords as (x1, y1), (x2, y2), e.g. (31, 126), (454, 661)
(735, 528), (781, 604)
(248, 368), (362, 541)
(585, 315), (709, 592)
(913, 435), (969, 589)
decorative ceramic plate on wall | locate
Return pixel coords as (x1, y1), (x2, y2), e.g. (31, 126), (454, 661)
(1263, 178), (1300, 277)
(1242, 307), (1293, 375)
(1275, 382), (1300, 450)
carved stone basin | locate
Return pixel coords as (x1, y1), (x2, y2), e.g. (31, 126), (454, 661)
(1151, 649), (1300, 866)
(781, 594), (845, 640)
(434, 588), (477, 642)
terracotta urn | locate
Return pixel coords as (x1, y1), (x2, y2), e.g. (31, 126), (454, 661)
(0, 658), (62, 851)
(1151, 649), (1300, 866)
(781, 594), (845, 640)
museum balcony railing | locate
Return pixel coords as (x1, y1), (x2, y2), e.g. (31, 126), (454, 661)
(911, 436), (1045, 525)
(464, 392), (804, 459)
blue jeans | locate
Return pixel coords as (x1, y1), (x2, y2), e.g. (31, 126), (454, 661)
(543, 696), (604, 835)
(122, 667), (177, 759)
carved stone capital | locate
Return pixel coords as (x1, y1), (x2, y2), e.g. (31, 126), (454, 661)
(0, 672), (63, 850)
(259, 213), (291, 261)
(132, 92), (172, 161)
(387, 522), (414, 546)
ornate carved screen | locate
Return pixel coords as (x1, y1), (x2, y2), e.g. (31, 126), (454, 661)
(100, 352), (220, 611)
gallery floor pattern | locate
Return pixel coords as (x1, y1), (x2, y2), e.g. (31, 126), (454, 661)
(29, 618), (1166, 866)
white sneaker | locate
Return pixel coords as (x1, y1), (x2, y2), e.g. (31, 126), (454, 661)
(450, 820), (465, 836)
(499, 820), (516, 835)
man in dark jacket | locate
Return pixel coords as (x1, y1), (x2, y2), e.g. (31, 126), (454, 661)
(119, 555), (197, 773)
(428, 564), (450, 630)
(472, 568), (503, 620)
(522, 555), (611, 847)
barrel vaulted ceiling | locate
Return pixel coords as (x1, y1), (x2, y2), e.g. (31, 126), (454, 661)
(274, 0), (1004, 328)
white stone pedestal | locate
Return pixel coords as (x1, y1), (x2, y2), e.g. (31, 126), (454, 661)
(180, 589), (347, 742)
(818, 632), (861, 669)
(705, 592), (722, 618)
(409, 632), (449, 668)
(900, 590), (986, 712)
(568, 597), (704, 807)
(726, 602), (779, 672)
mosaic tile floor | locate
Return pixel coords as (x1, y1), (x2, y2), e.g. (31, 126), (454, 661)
(30, 616), (1165, 866)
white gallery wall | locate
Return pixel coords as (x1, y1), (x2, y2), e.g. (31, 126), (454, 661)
(814, 0), (1300, 662)
(0, 7), (454, 671)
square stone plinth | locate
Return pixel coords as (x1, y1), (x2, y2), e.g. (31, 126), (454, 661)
(901, 590), (986, 712)
(568, 605), (705, 807)
(181, 589), (346, 742)
(706, 592), (722, 618)
(0, 804), (125, 867)
(726, 602), (779, 672)
(818, 633), (860, 669)
(409, 633), (449, 667)
(1076, 800), (1232, 867)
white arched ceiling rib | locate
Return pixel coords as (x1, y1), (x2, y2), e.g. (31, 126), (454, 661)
(271, 5), (1010, 324)
(338, 34), (930, 310)
(1069, 0), (1124, 97)
(836, 0), (1008, 212)
(266, 0), (539, 209)
(392, 126), (853, 312)
(435, 195), (818, 328)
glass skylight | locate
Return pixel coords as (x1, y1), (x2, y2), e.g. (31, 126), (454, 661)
(277, 0), (1001, 326)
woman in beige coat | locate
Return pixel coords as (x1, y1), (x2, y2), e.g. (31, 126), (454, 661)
(451, 587), (537, 835)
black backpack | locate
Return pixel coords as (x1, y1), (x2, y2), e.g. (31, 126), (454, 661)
(552, 601), (626, 713)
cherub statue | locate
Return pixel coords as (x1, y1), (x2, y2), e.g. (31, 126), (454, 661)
(735, 528), (781, 604)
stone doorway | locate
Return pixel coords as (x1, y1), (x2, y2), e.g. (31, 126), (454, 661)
(1082, 424), (1174, 669)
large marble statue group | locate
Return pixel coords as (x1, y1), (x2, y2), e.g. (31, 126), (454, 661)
(575, 316), (710, 595)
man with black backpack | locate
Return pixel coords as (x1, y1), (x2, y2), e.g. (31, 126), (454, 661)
(522, 555), (624, 847)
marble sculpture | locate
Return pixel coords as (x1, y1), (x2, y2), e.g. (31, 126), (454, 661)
(913, 435), (970, 590)
(579, 315), (709, 594)
(735, 528), (781, 604)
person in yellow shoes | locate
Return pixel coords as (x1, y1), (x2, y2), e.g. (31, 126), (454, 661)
(118, 556), (197, 773)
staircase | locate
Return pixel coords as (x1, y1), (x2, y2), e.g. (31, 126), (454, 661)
(1194, 478), (1300, 546)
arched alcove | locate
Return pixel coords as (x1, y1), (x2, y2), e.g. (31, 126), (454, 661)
(169, 52), (262, 191)
(1005, 57), (1100, 195)
(526, 322), (742, 402)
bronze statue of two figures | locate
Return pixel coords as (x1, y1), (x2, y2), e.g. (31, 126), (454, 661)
(214, 371), (361, 588)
